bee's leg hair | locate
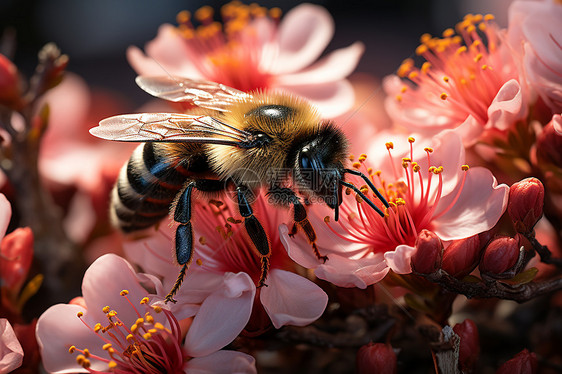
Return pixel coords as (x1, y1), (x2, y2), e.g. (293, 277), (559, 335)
(267, 187), (327, 263)
(166, 178), (226, 303)
(236, 185), (270, 287)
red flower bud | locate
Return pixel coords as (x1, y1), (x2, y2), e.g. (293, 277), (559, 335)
(356, 343), (397, 374)
(0, 228), (34, 292)
(479, 235), (522, 275)
(508, 178), (544, 234)
(536, 120), (562, 166)
(411, 229), (443, 274)
(452, 319), (480, 372)
(0, 54), (20, 107)
(441, 235), (481, 278)
(496, 349), (537, 374)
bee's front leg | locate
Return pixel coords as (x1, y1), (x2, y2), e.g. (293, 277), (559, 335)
(236, 185), (270, 287)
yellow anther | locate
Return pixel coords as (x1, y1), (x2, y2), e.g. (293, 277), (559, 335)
(145, 315), (154, 324)
(429, 166), (436, 173)
(83, 348), (90, 358)
(76, 355), (85, 364)
(396, 94), (403, 102)
(484, 14), (495, 21)
(176, 10), (191, 24)
(140, 297), (149, 305)
(153, 306), (163, 313)
(416, 44), (428, 55)
(452, 35), (462, 44)
(359, 153), (367, 159)
(375, 170), (381, 176)
(469, 74), (476, 80)
(269, 7), (282, 18)
(440, 93), (448, 100)
(120, 290), (129, 296)
(154, 322), (165, 330)
(102, 306), (110, 314)
(199, 236), (207, 245)
(77, 312), (83, 318)
(420, 33), (432, 43)
(402, 157), (412, 162)
(402, 162), (409, 169)
(196, 258), (203, 266)
(385, 142), (394, 150)
(400, 86), (407, 93)
(388, 201), (397, 208)
(324, 216), (330, 223)
(466, 24), (476, 33)
(474, 53), (483, 62)
(408, 71), (419, 80)
(108, 361), (118, 369)
(443, 76), (450, 83)
(69, 346), (76, 354)
(126, 334), (134, 342)
(481, 64), (489, 70)
(360, 187), (369, 194)
(442, 28), (455, 37)
(94, 323), (102, 333)
(135, 318), (144, 325)
(396, 198), (406, 206)
(460, 78), (467, 85)
(434, 166), (444, 174)
(143, 333), (152, 340)
(421, 62), (431, 73)
(82, 359), (91, 369)
(148, 328), (157, 334)
(108, 310), (117, 317)
(456, 46), (467, 54)
(413, 164), (421, 172)
(473, 14), (483, 22)
(424, 147), (434, 153)
(349, 154), (355, 161)
(478, 23), (487, 31)
(471, 40), (481, 48)
(461, 165), (470, 171)
(352, 162), (361, 169)
(103, 343), (112, 351)
(408, 137), (415, 143)
(397, 58), (414, 77)
(367, 167), (373, 174)
(195, 5), (214, 21)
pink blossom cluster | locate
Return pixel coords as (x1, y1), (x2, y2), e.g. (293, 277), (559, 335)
(0, 0), (561, 373)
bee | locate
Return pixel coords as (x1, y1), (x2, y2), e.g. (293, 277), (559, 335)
(91, 76), (389, 302)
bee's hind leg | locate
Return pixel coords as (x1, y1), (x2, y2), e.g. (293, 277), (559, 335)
(166, 178), (226, 303)
(236, 186), (270, 287)
(268, 187), (327, 263)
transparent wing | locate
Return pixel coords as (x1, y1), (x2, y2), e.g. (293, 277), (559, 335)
(135, 76), (252, 112)
(90, 112), (255, 146)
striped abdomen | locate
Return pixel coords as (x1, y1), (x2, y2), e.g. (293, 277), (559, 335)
(111, 142), (205, 232)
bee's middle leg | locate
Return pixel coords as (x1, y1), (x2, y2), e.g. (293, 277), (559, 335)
(268, 187), (327, 263)
(166, 178), (225, 303)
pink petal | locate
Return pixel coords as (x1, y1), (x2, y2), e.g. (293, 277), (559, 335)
(260, 269), (327, 328)
(271, 4), (334, 74)
(433, 167), (509, 240)
(277, 80), (355, 118)
(553, 114), (562, 135)
(127, 25), (203, 78)
(276, 42), (364, 85)
(36, 304), (107, 373)
(184, 272), (255, 357)
(315, 253), (390, 288)
(0, 194), (11, 240)
(454, 115), (485, 146)
(0, 319), (23, 373)
(486, 79), (526, 131)
(185, 350), (257, 374)
(81, 254), (160, 324)
(384, 245), (414, 274)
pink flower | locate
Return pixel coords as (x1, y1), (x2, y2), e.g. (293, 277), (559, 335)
(282, 131), (508, 288)
(383, 14), (526, 144)
(508, 0), (562, 114)
(127, 2), (363, 117)
(123, 196), (328, 333)
(35, 254), (256, 373)
(0, 318), (24, 373)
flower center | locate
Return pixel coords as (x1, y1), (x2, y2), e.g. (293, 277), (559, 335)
(395, 14), (515, 126)
(325, 137), (469, 252)
(174, 2), (281, 91)
(70, 291), (187, 373)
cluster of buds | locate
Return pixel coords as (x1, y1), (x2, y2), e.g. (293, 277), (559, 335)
(507, 178), (545, 235)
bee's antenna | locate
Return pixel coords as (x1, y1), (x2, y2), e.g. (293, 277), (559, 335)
(339, 180), (385, 217)
(343, 168), (389, 208)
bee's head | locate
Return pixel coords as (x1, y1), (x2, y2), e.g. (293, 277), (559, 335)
(293, 122), (348, 209)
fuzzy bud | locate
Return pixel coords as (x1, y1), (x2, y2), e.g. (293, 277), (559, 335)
(441, 235), (481, 278)
(411, 229), (443, 274)
(479, 235), (522, 275)
(356, 343), (397, 374)
(452, 319), (480, 372)
(0, 228), (34, 292)
(496, 349), (537, 374)
(508, 178), (544, 234)
(0, 54), (20, 107)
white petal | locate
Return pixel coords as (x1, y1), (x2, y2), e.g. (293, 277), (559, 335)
(0, 319), (23, 373)
(260, 269), (327, 328)
(185, 350), (257, 374)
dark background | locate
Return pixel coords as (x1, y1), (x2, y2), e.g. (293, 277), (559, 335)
(0, 0), (512, 109)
